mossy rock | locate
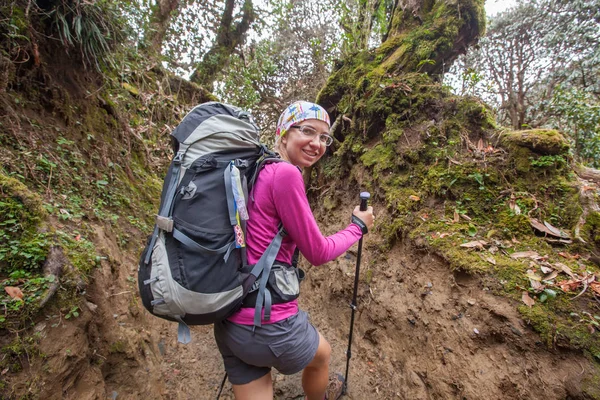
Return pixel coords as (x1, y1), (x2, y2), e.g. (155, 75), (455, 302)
(0, 173), (47, 230)
(501, 129), (570, 156)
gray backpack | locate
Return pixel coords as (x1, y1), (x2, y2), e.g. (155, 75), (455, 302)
(138, 102), (290, 343)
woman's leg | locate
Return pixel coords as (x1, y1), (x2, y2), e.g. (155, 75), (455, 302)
(232, 372), (273, 400)
(302, 331), (331, 400)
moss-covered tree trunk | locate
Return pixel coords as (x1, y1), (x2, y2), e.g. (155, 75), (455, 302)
(318, 0), (486, 121)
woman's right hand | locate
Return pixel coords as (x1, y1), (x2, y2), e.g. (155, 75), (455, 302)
(353, 205), (374, 232)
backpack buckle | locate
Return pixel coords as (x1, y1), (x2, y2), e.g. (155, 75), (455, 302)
(234, 159), (249, 168)
(173, 151), (184, 164)
(156, 216), (174, 232)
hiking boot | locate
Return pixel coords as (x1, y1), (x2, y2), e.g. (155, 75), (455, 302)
(325, 373), (345, 400)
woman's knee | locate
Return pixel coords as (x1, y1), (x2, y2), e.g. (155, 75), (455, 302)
(309, 333), (331, 367)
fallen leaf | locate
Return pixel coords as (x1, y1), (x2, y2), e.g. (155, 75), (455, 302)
(460, 240), (488, 249)
(510, 251), (540, 259)
(529, 217), (571, 239)
(526, 269), (542, 281)
(453, 209), (460, 223)
(540, 266), (553, 274)
(555, 262), (577, 278)
(527, 270), (545, 292)
(543, 270), (559, 281)
(559, 279), (581, 292)
(483, 256), (496, 265)
(460, 214), (472, 221)
(543, 221), (571, 239)
(522, 292), (535, 307)
(477, 138), (484, 151)
(4, 286), (23, 300)
(591, 282), (600, 295)
(440, 232), (452, 238)
(409, 195), (420, 201)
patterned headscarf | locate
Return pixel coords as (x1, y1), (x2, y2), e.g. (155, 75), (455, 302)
(275, 101), (331, 140)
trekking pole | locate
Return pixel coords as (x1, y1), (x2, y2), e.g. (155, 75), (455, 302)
(216, 372), (227, 400)
(343, 191), (370, 394)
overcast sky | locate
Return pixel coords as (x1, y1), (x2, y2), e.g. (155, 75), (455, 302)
(485, 0), (517, 16)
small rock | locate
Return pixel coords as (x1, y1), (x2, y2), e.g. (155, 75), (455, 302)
(451, 313), (463, 320)
(473, 328), (480, 335)
(158, 339), (166, 356)
(509, 325), (523, 336)
(86, 301), (98, 313)
(467, 299), (476, 306)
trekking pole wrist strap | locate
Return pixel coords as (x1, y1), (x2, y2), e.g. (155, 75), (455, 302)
(351, 215), (368, 235)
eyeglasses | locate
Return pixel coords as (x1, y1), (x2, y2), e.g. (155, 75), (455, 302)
(290, 125), (333, 146)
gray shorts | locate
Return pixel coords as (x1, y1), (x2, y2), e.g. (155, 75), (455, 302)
(213, 310), (319, 385)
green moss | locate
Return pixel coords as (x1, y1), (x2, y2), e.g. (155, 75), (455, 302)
(501, 129), (570, 156)
(0, 173), (49, 272)
(583, 212), (600, 249)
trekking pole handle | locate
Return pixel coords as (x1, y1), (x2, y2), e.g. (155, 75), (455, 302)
(359, 192), (370, 212)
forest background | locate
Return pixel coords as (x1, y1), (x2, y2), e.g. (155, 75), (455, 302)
(1, 0), (600, 398)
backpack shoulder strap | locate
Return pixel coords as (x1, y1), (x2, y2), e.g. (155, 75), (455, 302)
(249, 152), (293, 201)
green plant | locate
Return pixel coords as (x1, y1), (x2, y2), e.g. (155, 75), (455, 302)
(530, 155), (567, 169)
(44, 0), (126, 70)
(65, 305), (79, 319)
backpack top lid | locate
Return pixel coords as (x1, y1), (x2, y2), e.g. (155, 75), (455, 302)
(172, 102), (262, 148)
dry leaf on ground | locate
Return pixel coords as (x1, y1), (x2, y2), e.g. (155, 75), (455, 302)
(522, 292), (535, 307)
(559, 279), (582, 292)
(483, 256), (496, 265)
(460, 240), (487, 249)
(530, 218), (571, 239)
(543, 221), (570, 239)
(543, 270), (559, 281)
(511, 251), (540, 259)
(555, 262), (577, 278)
(4, 286), (24, 300)
(540, 266), (553, 274)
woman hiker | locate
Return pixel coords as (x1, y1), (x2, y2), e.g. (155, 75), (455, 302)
(214, 101), (375, 400)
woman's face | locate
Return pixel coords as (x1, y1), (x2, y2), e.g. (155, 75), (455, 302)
(278, 119), (330, 168)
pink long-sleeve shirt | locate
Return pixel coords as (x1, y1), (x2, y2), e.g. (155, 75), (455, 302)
(228, 162), (363, 325)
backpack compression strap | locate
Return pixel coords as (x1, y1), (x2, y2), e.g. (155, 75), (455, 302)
(144, 147), (187, 265)
(249, 225), (286, 327)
